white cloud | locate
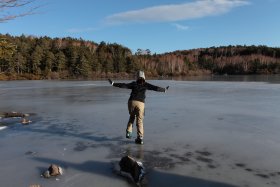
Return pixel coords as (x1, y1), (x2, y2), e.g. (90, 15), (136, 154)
(105, 0), (250, 25)
(173, 23), (189, 30)
(67, 27), (97, 33)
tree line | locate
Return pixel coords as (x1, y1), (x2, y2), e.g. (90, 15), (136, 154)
(0, 34), (140, 79)
(1, 34), (280, 80)
(136, 45), (280, 76)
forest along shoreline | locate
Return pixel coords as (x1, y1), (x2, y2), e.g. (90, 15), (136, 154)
(1, 34), (280, 81)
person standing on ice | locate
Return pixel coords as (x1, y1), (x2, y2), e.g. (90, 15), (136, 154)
(108, 71), (169, 145)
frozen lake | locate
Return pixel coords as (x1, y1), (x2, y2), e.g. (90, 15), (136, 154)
(1, 76), (280, 187)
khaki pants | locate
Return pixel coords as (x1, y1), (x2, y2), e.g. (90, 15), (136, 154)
(127, 100), (145, 138)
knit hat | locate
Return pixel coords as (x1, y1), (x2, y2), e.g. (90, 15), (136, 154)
(137, 71), (145, 80)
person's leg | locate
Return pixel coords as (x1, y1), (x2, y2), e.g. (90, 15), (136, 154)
(126, 101), (135, 138)
(135, 101), (145, 139)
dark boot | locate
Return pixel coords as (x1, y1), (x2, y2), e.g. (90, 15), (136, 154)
(135, 137), (143, 145)
(126, 131), (132, 139)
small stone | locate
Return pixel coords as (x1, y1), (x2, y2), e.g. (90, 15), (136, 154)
(41, 164), (63, 178)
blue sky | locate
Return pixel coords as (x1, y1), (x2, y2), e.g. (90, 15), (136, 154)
(1, 0), (279, 54)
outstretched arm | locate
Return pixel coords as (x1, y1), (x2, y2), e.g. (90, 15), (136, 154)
(146, 82), (169, 93)
(108, 79), (134, 89)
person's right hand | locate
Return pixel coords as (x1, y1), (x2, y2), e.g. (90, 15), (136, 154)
(108, 79), (114, 85)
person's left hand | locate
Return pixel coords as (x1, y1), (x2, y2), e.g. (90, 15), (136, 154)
(108, 79), (114, 85)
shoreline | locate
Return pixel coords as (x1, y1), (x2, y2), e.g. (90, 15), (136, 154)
(1, 72), (280, 81)
(1, 74), (280, 84)
(0, 70), (211, 81)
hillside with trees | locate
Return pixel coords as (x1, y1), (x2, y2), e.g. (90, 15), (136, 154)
(137, 45), (280, 76)
(0, 34), (138, 80)
(1, 33), (280, 80)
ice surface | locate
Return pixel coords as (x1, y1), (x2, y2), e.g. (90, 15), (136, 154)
(1, 76), (280, 187)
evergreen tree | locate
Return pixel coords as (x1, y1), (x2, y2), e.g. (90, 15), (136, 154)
(65, 46), (79, 76)
(55, 51), (66, 72)
(91, 53), (101, 72)
(43, 51), (55, 76)
(78, 54), (91, 77)
(30, 45), (43, 75)
(13, 53), (26, 74)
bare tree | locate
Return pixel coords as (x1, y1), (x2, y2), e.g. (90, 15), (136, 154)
(0, 0), (39, 22)
(0, 0), (40, 61)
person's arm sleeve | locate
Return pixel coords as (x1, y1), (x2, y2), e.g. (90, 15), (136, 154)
(113, 82), (134, 89)
(146, 82), (166, 92)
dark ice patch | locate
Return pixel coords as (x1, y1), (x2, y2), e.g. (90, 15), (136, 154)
(196, 156), (213, 163)
(196, 150), (212, 157)
(207, 164), (217, 169)
(235, 163), (246, 168)
(73, 142), (89, 151)
(255, 173), (270, 179)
